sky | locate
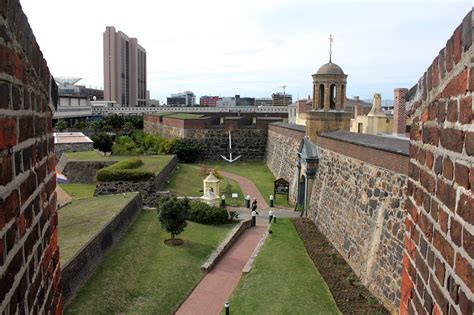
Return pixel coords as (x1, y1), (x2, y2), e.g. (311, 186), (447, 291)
(20, 0), (472, 103)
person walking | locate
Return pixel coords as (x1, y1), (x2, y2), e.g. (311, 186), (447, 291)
(251, 198), (258, 214)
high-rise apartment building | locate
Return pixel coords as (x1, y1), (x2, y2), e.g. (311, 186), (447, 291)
(104, 26), (147, 106)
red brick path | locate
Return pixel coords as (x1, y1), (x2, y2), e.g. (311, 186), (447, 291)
(220, 171), (269, 209)
(176, 225), (268, 315)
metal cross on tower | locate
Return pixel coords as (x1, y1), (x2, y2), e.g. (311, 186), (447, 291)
(329, 34), (334, 62)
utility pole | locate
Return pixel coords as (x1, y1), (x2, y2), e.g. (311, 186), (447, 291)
(281, 85), (286, 106)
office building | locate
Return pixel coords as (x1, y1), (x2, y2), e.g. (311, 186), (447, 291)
(103, 26), (148, 107)
(272, 92), (293, 106)
(200, 96), (219, 107)
(167, 91), (195, 106)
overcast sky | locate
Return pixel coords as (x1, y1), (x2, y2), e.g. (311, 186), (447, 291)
(20, 0), (472, 103)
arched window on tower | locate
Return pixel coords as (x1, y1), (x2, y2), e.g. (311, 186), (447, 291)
(341, 84), (345, 107)
(330, 84), (336, 109)
(319, 84), (324, 109)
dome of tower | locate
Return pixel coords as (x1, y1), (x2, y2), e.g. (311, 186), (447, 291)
(316, 62), (344, 75)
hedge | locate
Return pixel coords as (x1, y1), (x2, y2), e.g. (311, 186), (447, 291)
(96, 158), (155, 182)
(187, 201), (237, 225)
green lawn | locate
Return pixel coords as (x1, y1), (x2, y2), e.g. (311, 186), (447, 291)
(166, 113), (204, 119)
(58, 183), (96, 199)
(204, 161), (290, 206)
(165, 163), (244, 206)
(58, 193), (138, 264)
(65, 210), (235, 314)
(225, 219), (339, 314)
(64, 151), (174, 174)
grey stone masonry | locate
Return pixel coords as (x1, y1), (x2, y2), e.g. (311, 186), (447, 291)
(309, 147), (407, 313)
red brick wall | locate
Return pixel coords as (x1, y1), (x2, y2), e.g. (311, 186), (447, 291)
(393, 88), (408, 135)
(317, 136), (409, 175)
(401, 10), (473, 314)
(0, 1), (62, 313)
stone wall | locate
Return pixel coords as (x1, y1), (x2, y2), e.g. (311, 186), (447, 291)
(61, 193), (143, 304)
(0, 1), (63, 313)
(400, 11), (473, 315)
(265, 123), (305, 203)
(62, 159), (116, 183)
(94, 155), (177, 206)
(309, 137), (408, 312)
(55, 142), (93, 161)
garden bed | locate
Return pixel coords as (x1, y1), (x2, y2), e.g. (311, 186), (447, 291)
(292, 218), (389, 314)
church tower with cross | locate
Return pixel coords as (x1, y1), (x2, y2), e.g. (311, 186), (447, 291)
(306, 34), (352, 142)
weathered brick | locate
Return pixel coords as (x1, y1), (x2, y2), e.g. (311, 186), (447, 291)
(429, 276), (449, 314)
(440, 69), (467, 98)
(432, 57), (439, 89)
(469, 67), (474, 92)
(440, 128), (464, 153)
(452, 25), (462, 65)
(464, 229), (474, 259)
(11, 84), (21, 110)
(442, 157), (453, 180)
(434, 156), (443, 175)
(0, 189), (19, 229)
(422, 125), (439, 146)
(449, 219), (462, 247)
(458, 288), (473, 315)
(446, 99), (458, 122)
(454, 163), (469, 189)
(436, 179), (456, 212)
(457, 193), (473, 225)
(420, 169), (436, 194)
(446, 37), (454, 73)
(465, 132), (474, 156)
(437, 100), (447, 123)
(0, 155), (12, 186)
(20, 171), (37, 205)
(459, 96), (472, 124)
(0, 118), (17, 149)
(18, 116), (34, 143)
(434, 229), (455, 266)
(425, 151), (434, 169)
(455, 254), (474, 292)
(0, 81), (10, 109)
(434, 257), (445, 284)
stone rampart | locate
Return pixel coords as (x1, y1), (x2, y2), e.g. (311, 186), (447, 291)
(309, 136), (408, 312)
(63, 160), (116, 183)
(0, 1), (63, 312)
(265, 123), (305, 203)
(55, 142), (93, 161)
(400, 11), (473, 315)
(61, 193), (143, 304)
(94, 155), (177, 206)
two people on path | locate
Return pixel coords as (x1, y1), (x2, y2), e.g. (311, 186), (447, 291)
(251, 197), (259, 214)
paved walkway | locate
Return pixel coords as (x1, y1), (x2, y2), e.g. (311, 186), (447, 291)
(176, 225), (268, 315)
(220, 171), (269, 209)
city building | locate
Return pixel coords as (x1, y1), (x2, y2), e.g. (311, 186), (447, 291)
(235, 95), (255, 106)
(56, 77), (104, 100)
(216, 96), (236, 107)
(103, 26), (148, 107)
(200, 96), (219, 107)
(350, 93), (393, 135)
(167, 91), (195, 106)
(272, 92), (293, 106)
(54, 95), (92, 119)
(255, 97), (272, 106)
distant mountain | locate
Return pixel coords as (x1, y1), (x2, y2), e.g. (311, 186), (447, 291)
(363, 99), (394, 107)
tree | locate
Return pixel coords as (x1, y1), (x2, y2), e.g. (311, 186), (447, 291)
(123, 121), (134, 132)
(158, 197), (189, 240)
(93, 133), (114, 155)
(171, 139), (204, 163)
(55, 119), (68, 131)
(89, 120), (102, 132)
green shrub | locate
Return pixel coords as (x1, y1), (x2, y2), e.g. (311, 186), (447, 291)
(171, 139), (204, 163)
(157, 197), (189, 240)
(96, 158), (154, 182)
(187, 201), (236, 225)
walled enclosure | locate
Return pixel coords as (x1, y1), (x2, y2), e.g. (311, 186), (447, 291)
(400, 11), (473, 315)
(61, 193), (143, 304)
(0, 1), (62, 313)
(144, 114), (281, 160)
(94, 155), (177, 206)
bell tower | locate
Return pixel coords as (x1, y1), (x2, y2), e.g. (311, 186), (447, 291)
(306, 35), (351, 142)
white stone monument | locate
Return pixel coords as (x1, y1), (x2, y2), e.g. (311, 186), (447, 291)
(200, 171), (220, 207)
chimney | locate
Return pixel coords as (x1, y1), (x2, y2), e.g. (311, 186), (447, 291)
(393, 88), (408, 135)
(353, 96), (359, 102)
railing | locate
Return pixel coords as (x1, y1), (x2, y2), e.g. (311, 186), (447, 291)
(91, 106), (289, 116)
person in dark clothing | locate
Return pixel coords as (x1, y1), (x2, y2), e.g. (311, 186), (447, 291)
(251, 198), (258, 214)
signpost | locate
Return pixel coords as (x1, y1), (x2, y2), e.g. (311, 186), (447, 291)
(274, 178), (289, 202)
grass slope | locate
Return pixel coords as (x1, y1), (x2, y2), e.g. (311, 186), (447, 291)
(64, 151), (173, 174)
(165, 164), (244, 206)
(58, 193), (137, 264)
(65, 211), (235, 314)
(226, 219), (340, 314)
(58, 183), (96, 200)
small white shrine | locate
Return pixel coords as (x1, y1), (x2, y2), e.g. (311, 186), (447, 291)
(200, 171), (220, 207)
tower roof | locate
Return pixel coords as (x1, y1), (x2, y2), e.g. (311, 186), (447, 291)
(316, 62), (344, 75)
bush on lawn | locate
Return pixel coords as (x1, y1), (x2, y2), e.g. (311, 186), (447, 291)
(96, 158), (155, 182)
(187, 201), (237, 225)
(158, 197), (189, 240)
(171, 139), (204, 163)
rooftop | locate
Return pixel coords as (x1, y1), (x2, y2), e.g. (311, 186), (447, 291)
(54, 132), (93, 144)
(320, 131), (409, 156)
